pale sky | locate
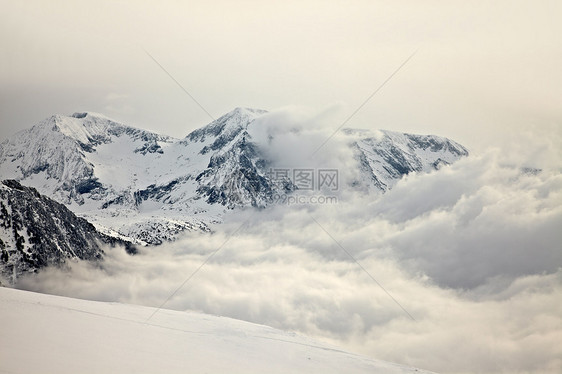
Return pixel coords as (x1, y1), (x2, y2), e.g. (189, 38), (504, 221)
(1, 0), (561, 159)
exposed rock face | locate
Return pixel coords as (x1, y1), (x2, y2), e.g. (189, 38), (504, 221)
(189, 108), (296, 207)
(0, 180), (134, 284)
(344, 129), (469, 192)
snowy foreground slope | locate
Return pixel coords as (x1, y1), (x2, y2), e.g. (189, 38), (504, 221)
(0, 288), (432, 374)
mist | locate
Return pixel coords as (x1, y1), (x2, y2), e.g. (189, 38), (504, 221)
(17, 130), (562, 374)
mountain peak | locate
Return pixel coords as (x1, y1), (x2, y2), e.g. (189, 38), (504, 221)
(47, 112), (172, 148)
(52, 113), (117, 144)
(70, 111), (110, 120)
(231, 107), (268, 115)
(210, 107), (267, 130)
(186, 107), (267, 143)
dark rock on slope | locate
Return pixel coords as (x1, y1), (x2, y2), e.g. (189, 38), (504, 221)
(0, 180), (135, 284)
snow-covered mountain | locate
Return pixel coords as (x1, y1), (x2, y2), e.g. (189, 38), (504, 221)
(0, 287), (435, 374)
(184, 108), (296, 207)
(0, 180), (134, 284)
(0, 108), (468, 244)
(344, 128), (468, 192)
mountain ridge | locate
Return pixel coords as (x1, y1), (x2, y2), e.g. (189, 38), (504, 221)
(0, 108), (468, 244)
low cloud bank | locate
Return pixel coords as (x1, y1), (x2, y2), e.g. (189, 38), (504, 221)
(18, 127), (562, 374)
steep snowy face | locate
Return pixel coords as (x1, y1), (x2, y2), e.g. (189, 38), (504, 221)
(0, 112), (175, 206)
(184, 108), (295, 207)
(0, 112), (207, 244)
(344, 129), (469, 192)
(185, 107), (267, 146)
(0, 180), (133, 284)
(0, 115), (93, 205)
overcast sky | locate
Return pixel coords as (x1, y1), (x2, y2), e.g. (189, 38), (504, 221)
(1, 0), (561, 156)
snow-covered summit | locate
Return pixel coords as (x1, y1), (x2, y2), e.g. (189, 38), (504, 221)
(53, 112), (174, 150)
(0, 113), (176, 207)
(185, 107), (267, 151)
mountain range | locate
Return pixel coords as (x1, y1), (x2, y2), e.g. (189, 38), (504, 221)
(0, 107), (468, 249)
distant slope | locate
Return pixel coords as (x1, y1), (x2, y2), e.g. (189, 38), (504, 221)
(344, 128), (468, 192)
(0, 287), (434, 374)
(0, 180), (134, 283)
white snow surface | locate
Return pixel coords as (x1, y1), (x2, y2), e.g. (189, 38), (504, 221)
(0, 287), (433, 374)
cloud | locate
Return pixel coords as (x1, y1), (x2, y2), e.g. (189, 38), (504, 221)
(249, 105), (354, 168)
(376, 154), (562, 289)
(16, 126), (562, 374)
(248, 105), (379, 197)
